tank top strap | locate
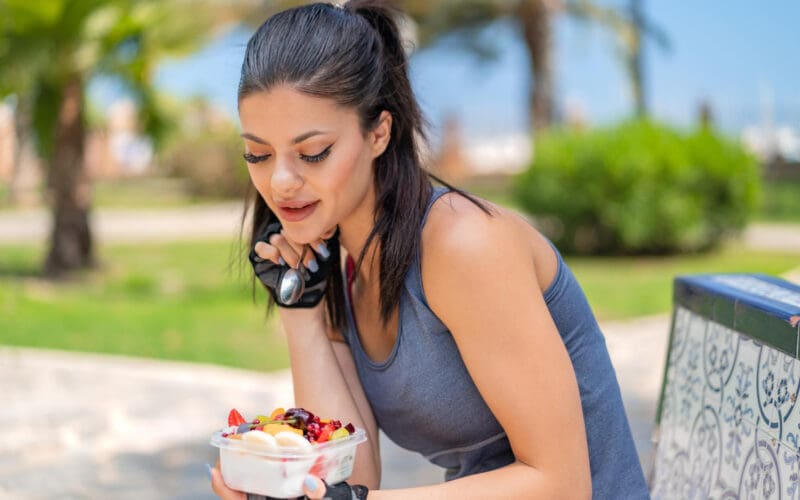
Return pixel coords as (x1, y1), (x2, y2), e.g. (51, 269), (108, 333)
(420, 186), (451, 229)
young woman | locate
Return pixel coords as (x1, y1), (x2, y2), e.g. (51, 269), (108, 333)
(209, 1), (649, 498)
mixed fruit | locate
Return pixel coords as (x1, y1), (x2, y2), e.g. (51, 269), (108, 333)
(222, 407), (356, 450)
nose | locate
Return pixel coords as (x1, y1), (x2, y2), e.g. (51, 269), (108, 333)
(270, 156), (303, 196)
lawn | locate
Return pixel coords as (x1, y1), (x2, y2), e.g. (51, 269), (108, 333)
(1, 238), (798, 369)
(566, 246), (800, 320)
(758, 181), (800, 222)
(0, 240), (288, 371)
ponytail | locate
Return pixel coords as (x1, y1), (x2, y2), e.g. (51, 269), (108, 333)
(344, 0), (433, 324)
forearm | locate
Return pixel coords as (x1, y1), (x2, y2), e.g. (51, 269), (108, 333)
(279, 308), (381, 488)
(368, 461), (588, 500)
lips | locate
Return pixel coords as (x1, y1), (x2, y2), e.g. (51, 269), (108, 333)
(275, 200), (319, 223)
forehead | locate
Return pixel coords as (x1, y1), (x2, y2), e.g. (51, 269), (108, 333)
(238, 86), (359, 142)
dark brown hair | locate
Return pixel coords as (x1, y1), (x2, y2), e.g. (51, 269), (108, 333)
(239, 0), (489, 330)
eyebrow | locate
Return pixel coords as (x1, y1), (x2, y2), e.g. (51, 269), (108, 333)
(240, 130), (328, 145)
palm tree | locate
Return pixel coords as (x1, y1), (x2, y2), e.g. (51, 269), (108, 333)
(0, 0), (224, 275)
(406, 0), (668, 127)
(567, 0), (670, 117)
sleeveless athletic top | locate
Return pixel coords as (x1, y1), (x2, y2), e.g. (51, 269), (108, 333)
(341, 187), (649, 498)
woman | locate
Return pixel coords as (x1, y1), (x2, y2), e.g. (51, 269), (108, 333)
(210, 1), (649, 498)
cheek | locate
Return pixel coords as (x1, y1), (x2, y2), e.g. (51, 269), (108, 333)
(326, 145), (372, 202)
(247, 164), (271, 192)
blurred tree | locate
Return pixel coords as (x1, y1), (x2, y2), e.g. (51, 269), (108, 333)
(0, 0), (226, 276)
(407, 0), (669, 127)
(404, 0), (556, 131)
(569, 0), (670, 118)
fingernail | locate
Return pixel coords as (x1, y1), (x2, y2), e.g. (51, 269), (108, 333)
(316, 242), (330, 260)
(304, 475), (318, 492)
(307, 258), (319, 273)
(279, 257), (286, 266)
(205, 463), (212, 481)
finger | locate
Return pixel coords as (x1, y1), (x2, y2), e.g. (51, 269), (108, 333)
(254, 241), (284, 266)
(302, 244), (320, 274)
(312, 239), (331, 262)
(209, 461), (246, 500)
(268, 233), (303, 268)
(302, 475), (326, 499)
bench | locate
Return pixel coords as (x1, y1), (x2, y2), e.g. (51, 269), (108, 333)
(650, 274), (800, 498)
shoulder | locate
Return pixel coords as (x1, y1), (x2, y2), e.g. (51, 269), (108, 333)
(419, 192), (538, 313)
(421, 191), (535, 274)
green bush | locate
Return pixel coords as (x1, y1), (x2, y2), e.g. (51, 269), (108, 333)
(513, 120), (761, 255)
(158, 100), (250, 199)
(158, 115), (250, 200)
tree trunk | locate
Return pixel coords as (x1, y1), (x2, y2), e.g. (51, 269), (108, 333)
(519, 0), (555, 131)
(9, 96), (43, 207)
(44, 76), (94, 276)
(630, 0), (646, 117)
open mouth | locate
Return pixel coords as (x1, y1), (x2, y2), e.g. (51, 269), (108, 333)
(277, 201), (319, 222)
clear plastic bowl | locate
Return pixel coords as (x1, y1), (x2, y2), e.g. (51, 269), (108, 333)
(210, 428), (367, 498)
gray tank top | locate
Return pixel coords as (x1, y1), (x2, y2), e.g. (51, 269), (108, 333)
(342, 187), (649, 498)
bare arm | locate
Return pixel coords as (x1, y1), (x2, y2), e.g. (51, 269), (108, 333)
(243, 228), (382, 489)
(280, 307), (381, 489)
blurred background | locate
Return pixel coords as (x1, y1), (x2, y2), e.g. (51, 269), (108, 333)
(1, 0), (798, 498)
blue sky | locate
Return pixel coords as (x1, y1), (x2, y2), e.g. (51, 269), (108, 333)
(90, 1), (800, 142)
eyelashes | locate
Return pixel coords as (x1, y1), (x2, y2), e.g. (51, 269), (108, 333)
(301, 144), (332, 163)
(243, 152), (270, 163)
(242, 144), (333, 165)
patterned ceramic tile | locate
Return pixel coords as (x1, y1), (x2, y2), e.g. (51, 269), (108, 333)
(778, 355), (800, 454)
(756, 346), (800, 445)
(653, 308), (797, 499)
(654, 276), (800, 498)
(777, 444), (800, 499)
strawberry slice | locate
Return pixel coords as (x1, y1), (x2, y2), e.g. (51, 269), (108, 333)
(228, 408), (246, 427)
(309, 455), (326, 477)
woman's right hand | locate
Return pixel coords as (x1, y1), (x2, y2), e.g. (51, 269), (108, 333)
(249, 222), (337, 308)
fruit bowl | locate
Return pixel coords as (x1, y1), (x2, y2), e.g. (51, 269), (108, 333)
(211, 428), (366, 498)
(210, 408), (367, 498)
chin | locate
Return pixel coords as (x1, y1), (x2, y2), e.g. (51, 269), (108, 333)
(279, 222), (324, 245)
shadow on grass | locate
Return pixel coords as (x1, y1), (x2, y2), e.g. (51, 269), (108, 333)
(0, 263), (42, 279)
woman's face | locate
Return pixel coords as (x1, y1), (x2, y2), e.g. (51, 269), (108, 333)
(239, 85), (389, 244)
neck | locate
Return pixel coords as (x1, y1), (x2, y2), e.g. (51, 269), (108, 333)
(338, 184), (380, 287)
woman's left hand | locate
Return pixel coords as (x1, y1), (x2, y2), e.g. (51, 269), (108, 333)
(208, 461), (245, 500)
(208, 463), (360, 500)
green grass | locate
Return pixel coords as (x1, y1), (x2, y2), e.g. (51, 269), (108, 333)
(567, 246), (800, 320)
(92, 176), (223, 209)
(1, 238), (798, 369)
(758, 181), (800, 222)
(0, 176), (237, 211)
(0, 240), (288, 371)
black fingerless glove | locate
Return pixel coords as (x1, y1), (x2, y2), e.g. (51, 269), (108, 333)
(244, 481), (368, 500)
(321, 480), (369, 499)
(248, 222), (337, 308)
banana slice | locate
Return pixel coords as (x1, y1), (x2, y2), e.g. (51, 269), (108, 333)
(274, 431), (312, 452)
(242, 430), (278, 450)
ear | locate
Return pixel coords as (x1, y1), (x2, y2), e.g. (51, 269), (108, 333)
(369, 111), (392, 159)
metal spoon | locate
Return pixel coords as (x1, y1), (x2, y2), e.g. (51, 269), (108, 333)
(278, 246), (307, 305)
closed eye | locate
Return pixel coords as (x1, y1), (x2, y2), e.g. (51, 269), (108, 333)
(243, 152), (271, 164)
(300, 144), (333, 164)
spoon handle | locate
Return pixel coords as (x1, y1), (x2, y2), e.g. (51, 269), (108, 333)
(296, 245), (308, 274)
